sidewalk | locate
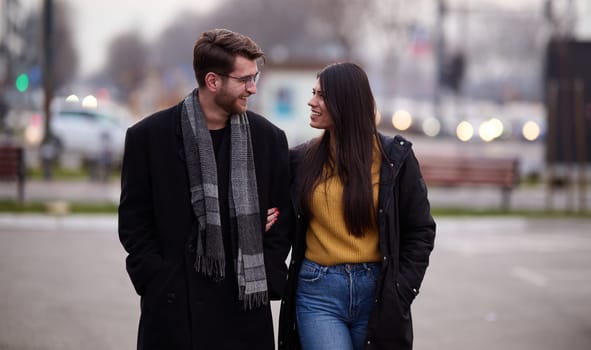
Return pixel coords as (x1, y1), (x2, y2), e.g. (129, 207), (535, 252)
(0, 178), (590, 212)
(1, 215), (590, 350)
(0, 179), (120, 204)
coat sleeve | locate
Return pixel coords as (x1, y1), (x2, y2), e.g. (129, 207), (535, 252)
(118, 126), (162, 296)
(262, 128), (292, 300)
(396, 149), (436, 302)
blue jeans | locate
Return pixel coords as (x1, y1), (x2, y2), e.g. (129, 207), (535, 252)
(295, 259), (381, 350)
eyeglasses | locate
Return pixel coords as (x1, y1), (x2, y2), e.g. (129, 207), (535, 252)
(216, 71), (260, 87)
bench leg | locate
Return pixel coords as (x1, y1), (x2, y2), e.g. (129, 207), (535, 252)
(17, 178), (25, 203)
(17, 149), (25, 203)
(501, 188), (511, 211)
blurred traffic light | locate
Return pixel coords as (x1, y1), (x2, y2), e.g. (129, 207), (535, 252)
(15, 73), (30, 92)
(440, 52), (465, 92)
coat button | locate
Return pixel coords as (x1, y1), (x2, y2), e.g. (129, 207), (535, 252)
(167, 293), (176, 304)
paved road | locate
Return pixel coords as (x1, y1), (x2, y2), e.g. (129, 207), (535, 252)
(1, 215), (590, 350)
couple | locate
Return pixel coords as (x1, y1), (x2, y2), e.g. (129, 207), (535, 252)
(118, 28), (436, 350)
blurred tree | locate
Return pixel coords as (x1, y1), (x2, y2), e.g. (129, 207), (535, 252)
(363, 0), (421, 96)
(457, 10), (547, 101)
(51, 1), (79, 91)
(151, 0), (368, 69)
(151, 12), (208, 71)
(303, 0), (367, 60)
(104, 31), (148, 101)
(118, 0), (548, 104)
(22, 0), (79, 92)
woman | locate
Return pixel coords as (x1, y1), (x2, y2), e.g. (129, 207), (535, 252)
(278, 62), (436, 350)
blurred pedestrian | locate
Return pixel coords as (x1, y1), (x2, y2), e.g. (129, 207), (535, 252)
(118, 28), (291, 350)
(89, 131), (113, 182)
(278, 62), (436, 350)
(39, 137), (60, 181)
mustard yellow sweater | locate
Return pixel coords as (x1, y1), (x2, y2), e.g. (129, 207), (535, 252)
(305, 144), (382, 266)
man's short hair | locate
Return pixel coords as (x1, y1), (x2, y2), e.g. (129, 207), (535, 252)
(193, 28), (265, 87)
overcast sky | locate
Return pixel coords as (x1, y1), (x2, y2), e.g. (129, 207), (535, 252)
(20, 0), (591, 78)
(23, 0), (217, 77)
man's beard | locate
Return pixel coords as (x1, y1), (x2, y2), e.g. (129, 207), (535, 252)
(215, 88), (247, 115)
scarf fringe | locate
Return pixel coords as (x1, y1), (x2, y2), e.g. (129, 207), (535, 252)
(195, 256), (226, 281)
(240, 290), (269, 310)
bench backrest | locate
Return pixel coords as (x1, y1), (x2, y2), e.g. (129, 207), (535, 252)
(0, 145), (24, 179)
(419, 155), (519, 189)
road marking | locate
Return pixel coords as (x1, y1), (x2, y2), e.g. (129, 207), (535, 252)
(511, 266), (548, 287)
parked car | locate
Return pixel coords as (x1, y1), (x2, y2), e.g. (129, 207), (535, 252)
(25, 105), (131, 168)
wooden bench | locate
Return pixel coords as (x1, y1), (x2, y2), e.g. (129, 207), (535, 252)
(0, 144), (25, 202)
(418, 155), (520, 209)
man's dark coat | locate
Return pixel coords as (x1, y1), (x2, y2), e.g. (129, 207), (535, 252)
(118, 101), (291, 350)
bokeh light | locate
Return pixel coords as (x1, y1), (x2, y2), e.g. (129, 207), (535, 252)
(65, 94), (80, 103)
(488, 117), (504, 138)
(392, 110), (412, 131)
(15, 73), (29, 92)
(478, 118), (504, 142)
(24, 113), (43, 145)
(82, 95), (98, 108)
(456, 121), (474, 142)
(422, 117), (441, 137)
(522, 120), (541, 141)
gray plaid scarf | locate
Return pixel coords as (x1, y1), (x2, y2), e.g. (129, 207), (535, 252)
(181, 89), (268, 309)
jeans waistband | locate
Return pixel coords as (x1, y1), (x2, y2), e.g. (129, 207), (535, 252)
(303, 258), (380, 273)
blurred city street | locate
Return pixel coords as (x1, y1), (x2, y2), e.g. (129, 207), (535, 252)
(415, 216), (591, 350)
(1, 175), (590, 211)
(2, 0), (591, 349)
(5, 132), (590, 212)
(1, 214), (590, 350)
(1, 175), (591, 350)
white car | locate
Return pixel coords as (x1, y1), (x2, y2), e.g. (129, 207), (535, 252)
(25, 107), (130, 166)
(54, 109), (127, 160)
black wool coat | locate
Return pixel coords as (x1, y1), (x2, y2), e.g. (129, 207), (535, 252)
(278, 134), (436, 350)
(118, 100), (292, 350)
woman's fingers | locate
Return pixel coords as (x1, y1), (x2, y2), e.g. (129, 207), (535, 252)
(265, 207), (280, 232)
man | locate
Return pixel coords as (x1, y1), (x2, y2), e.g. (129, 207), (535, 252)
(118, 29), (291, 350)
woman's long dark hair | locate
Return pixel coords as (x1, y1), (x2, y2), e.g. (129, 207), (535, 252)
(299, 62), (381, 237)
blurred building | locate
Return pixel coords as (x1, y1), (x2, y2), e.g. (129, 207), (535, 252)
(255, 62), (327, 147)
(0, 0), (28, 130)
(0, 0), (27, 80)
(1, 0), (42, 140)
(544, 39), (591, 165)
